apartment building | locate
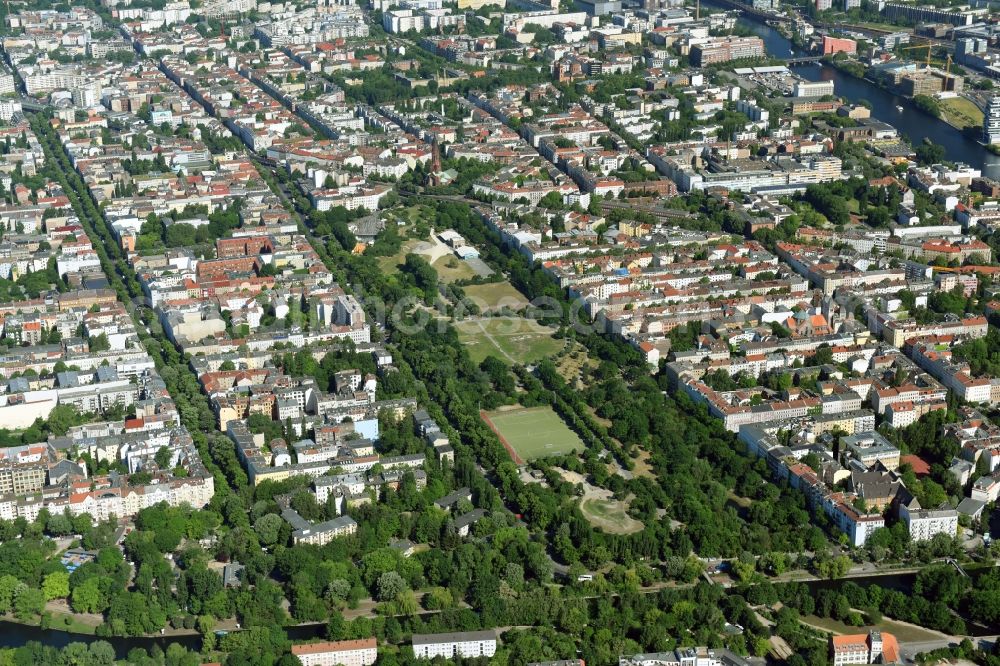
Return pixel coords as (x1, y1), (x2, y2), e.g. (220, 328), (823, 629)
(690, 37), (765, 66)
(679, 378), (822, 433)
(821, 36), (856, 55)
(619, 648), (755, 666)
(882, 2), (983, 26)
(411, 631), (497, 660)
(282, 507), (358, 546)
(868, 313), (988, 348)
(793, 81), (835, 98)
(985, 96), (1000, 146)
(740, 425), (899, 547)
(0, 456), (46, 495)
(290, 638), (377, 666)
(909, 338), (998, 406)
(972, 473), (1000, 503)
(842, 432), (900, 470)
(899, 497), (958, 542)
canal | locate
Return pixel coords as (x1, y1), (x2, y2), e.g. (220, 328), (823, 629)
(3, 568), (994, 656)
(0, 617), (334, 659)
(720, 7), (1000, 178)
(0, 622), (200, 658)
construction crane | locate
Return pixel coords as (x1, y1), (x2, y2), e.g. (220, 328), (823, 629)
(901, 43), (933, 70)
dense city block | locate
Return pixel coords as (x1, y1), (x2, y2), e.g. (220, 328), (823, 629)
(0, 0), (1000, 664)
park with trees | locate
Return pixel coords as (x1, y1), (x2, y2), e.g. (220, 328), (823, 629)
(20, 75), (1000, 666)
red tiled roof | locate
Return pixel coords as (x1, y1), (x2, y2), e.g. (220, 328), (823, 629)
(900, 454), (930, 476)
(291, 638), (377, 655)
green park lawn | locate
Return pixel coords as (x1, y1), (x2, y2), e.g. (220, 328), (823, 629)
(453, 317), (563, 365)
(462, 283), (529, 311)
(482, 406), (583, 462)
(579, 498), (644, 535)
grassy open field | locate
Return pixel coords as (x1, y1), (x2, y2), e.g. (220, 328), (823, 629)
(854, 21), (913, 32)
(939, 96), (984, 130)
(462, 282), (529, 311)
(800, 614), (944, 643)
(401, 204), (431, 223)
(431, 254), (478, 282)
(454, 317), (563, 365)
(579, 497), (644, 535)
(482, 406), (583, 463)
(376, 238), (421, 274)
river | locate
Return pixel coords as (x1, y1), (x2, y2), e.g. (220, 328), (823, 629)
(0, 617), (335, 658)
(720, 7), (1000, 178)
(2, 568), (993, 656)
(0, 622), (200, 658)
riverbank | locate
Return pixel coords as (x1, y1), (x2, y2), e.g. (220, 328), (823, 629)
(756, 28), (1000, 175)
(937, 96), (984, 132)
(800, 613), (952, 643)
(721, 4), (980, 157)
(0, 610), (97, 636)
(771, 564), (922, 585)
(822, 56), (867, 81)
(0, 616), (204, 659)
(821, 58), (915, 115)
(5, 596), (222, 640)
(0, 607), (208, 639)
(812, 62), (1000, 165)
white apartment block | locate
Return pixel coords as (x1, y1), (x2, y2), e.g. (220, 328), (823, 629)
(411, 631), (497, 660)
(0, 73), (17, 95)
(972, 473), (1000, 503)
(24, 70), (98, 96)
(383, 9), (425, 32)
(619, 647), (753, 666)
(904, 507), (958, 541)
(0, 100), (23, 121)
